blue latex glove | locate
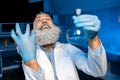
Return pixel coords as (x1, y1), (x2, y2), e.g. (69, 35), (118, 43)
(72, 14), (101, 39)
(11, 23), (36, 62)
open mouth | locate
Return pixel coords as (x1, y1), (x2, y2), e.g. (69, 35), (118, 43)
(41, 24), (51, 30)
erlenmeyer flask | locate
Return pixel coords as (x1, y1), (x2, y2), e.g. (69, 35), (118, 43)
(66, 9), (88, 46)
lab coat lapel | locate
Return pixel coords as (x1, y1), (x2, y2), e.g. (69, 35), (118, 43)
(36, 46), (55, 80)
(54, 43), (69, 80)
(54, 43), (79, 80)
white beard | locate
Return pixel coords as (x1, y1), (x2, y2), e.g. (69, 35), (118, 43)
(32, 25), (61, 46)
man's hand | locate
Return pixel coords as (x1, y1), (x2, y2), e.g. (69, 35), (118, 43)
(72, 14), (101, 39)
(11, 23), (36, 62)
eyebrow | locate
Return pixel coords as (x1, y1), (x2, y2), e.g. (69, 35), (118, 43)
(35, 14), (51, 21)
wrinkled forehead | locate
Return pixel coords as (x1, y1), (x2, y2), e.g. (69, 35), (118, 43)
(35, 13), (51, 19)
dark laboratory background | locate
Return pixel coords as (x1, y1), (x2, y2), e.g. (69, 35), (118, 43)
(0, 0), (120, 80)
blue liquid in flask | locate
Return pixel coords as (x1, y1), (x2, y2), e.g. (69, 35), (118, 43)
(66, 8), (89, 46)
(66, 26), (88, 46)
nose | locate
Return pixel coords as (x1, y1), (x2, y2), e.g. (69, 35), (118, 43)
(42, 19), (47, 23)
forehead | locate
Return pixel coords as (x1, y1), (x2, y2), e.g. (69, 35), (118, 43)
(36, 13), (51, 18)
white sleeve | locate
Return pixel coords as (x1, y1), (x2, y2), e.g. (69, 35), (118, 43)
(68, 42), (107, 77)
(87, 43), (107, 77)
(22, 63), (45, 80)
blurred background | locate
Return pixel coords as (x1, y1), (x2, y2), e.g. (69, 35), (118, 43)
(0, 0), (120, 80)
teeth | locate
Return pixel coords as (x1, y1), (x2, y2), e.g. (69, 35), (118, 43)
(42, 25), (49, 30)
(43, 25), (48, 28)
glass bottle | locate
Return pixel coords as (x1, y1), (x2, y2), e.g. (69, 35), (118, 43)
(66, 9), (88, 46)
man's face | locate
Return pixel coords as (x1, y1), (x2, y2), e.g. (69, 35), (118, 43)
(32, 13), (61, 46)
(33, 13), (54, 30)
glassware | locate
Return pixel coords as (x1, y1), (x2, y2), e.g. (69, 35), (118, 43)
(66, 9), (88, 46)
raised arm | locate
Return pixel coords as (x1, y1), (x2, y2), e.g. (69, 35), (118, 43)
(11, 23), (40, 71)
(72, 14), (107, 77)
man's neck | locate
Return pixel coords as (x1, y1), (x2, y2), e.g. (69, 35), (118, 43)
(43, 44), (54, 51)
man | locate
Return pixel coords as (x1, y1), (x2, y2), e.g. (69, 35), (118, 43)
(11, 13), (107, 80)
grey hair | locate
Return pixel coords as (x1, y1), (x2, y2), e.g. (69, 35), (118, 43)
(32, 25), (61, 46)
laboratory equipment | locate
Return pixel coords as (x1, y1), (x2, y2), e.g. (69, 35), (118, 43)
(66, 9), (88, 46)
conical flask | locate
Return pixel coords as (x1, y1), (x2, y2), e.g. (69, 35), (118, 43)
(66, 9), (88, 46)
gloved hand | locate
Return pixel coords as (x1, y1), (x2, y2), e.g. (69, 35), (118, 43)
(11, 23), (36, 62)
(72, 14), (101, 39)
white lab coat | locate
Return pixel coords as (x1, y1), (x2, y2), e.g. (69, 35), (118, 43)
(22, 42), (107, 80)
